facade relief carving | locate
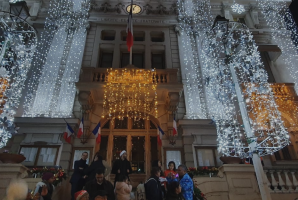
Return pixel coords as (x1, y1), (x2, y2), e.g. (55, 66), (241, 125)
(143, 3), (178, 15)
(91, 2), (123, 13)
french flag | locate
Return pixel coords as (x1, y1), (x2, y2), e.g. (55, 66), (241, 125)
(77, 117), (84, 138)
(157, 126), (165, 146)
(92, 122), (101, 144)
(126, 0), (133, 51)
(173, 116), (177, 136)
(63, 123), (74, 144)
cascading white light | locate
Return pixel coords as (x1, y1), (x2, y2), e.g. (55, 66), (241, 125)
(0, 12), (37, 148)
(202, 22), (289, 157)
(257, 0), (298, 92)
(231, 2), (245, 14)
(23, 0), (90, 118)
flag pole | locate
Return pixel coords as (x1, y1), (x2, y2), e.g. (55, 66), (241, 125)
(129, 47), (132, 65)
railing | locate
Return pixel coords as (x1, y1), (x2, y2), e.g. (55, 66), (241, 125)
(264, 169), (298, 193)
(79, 67), (179, 84)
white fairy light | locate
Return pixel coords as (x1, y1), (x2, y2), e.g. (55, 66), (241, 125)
(257, 0), (298, 92)
(231, 3), (245, 14)
(0, 12), (37, 148)
(23, 0), (90, 118)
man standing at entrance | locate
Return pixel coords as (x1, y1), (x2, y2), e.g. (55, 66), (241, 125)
(70, 152), (89, 200)
(111, 150), (132, 187)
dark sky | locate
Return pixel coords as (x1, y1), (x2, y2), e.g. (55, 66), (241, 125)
(290, 0), (298, 27)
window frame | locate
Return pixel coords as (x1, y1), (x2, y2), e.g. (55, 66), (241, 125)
(19, 145), (60, 167)
(194, 146), (220, 167)
(163, 147), (185, 168)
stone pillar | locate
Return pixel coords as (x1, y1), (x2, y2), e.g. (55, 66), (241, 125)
(0, 164), (28, 199)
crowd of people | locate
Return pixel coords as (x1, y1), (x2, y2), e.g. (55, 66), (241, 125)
(3, 150), (196, 200)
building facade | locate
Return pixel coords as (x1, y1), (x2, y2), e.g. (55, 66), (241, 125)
(1, 0), (298, 198)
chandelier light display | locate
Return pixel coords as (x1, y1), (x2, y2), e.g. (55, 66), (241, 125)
(23, 0), (90, 118)
(102, 67), (158, 121)
(257, 0), (298, 92)
(202, 21), (289, 157)
(0, 12), (37, 147)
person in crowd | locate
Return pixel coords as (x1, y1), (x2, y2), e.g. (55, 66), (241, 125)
(85, 168), (115, 200)
(34, 172), (56, 200)
(164, 161), (178, 188)
(177, 165), (193, 200)
(111, 150), (132, 188)
(115, 175), (132, 200)
(84, 152), (106, 183)
(75, 190), (89, 200)
(26, 190), (40, 200)
(144, 167), (163, 200)
(4, 179), (28, 200)
(94, 190), (108, 200)
(152, 160), (166, 195)
(70, 152), (89, 200)
(165, 181), (185, 200)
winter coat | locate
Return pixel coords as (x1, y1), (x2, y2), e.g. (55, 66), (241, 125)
(144, 176), (162, 200)
(85, 178), (115, 200)
(179, 173), (193, 200)
(34, 181), (55, 200)
(165, 192), (185, 200)
(70, 159), (88, 184)
(115, 182), (132, 200)
(84, 157), (106, 183)
(112, 159), (132, 181)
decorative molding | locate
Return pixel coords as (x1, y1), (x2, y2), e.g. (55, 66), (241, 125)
(143, 3), (178, 15)
(91, 2), (124, 13)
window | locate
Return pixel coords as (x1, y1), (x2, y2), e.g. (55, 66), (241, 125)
(113, 136), (127, 162)
(150, 121), (157, 129)
(99, 52), (113, 68)
(121, 53), (144, 68)
(19, 145), (59, 167)
(102, 120), (110, 129)
(152, 53), (165, 69)
(165, 150), (182, 168)
(114, 117), (128, 129)
(195, 147), (222, 167)
(71, 148), (93, 169)
(98, 136), (108, 160)
(132, 118), (145, 129)
(101, 30), (115, 41)
(131, 136), (145, 173)
(150, 31), (164, 42)
(274, 146), (295, 161)
(121, 30), (145, 41)
(260, 52), (275, 83)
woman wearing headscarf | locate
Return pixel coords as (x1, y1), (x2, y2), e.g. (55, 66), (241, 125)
(84, 152), (106, 183)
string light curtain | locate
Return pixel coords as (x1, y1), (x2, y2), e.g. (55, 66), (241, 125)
(0, 12), (37, 147)
(23, 0), (90, 118)
(257, 0), (298, 92)
(102, 68), (158, 121)
(201, 22), (289, 157)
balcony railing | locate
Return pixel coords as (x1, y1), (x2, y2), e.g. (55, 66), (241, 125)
(264, 169), (298, 193)
(79, 67), (179, 84)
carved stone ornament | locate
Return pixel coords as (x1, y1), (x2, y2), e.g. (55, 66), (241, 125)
(165, 92), (181, 113)
(144, 3), (178, 15)
(92, 2), (124, 13)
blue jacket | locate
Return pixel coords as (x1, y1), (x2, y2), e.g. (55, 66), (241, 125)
(179, 173), (193, 200)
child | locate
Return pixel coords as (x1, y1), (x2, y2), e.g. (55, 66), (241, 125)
(75, 190), (89, 200)
(115, 175), (132, 200)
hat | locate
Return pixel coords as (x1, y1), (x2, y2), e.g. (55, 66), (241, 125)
(42, 172), (54, 181)
(120, 150), (126, 157)
(75, 190), (88, 200)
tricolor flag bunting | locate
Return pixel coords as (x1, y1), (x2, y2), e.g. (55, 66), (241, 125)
(173, 116), (177, 136)
(63, 123), (74, 144)
(157, 126), (165, 146)
(126, 0), (133, 51)
(92, 122), (101, 144)
(77, 117), (84, 138)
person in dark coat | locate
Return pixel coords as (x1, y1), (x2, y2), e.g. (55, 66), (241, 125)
(166, 181), (185, 200)
(111, 150), (132, 188)
(152, 160), (165, 195)
(144, 167), (163, 200)
(70, 152), (89, 200)
(84, 152), (106, 183)
(85, 168), (115, 200)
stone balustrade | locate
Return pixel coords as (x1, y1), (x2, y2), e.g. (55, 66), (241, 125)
(79, 67), (179, 84)
(264, 169), (298, 193)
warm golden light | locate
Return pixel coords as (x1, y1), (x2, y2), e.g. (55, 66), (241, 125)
(103, 67), (157, 121)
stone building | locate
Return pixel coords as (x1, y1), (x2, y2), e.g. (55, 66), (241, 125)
(0, 0), (298, 199)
